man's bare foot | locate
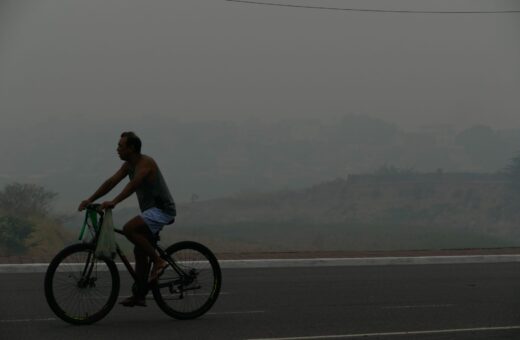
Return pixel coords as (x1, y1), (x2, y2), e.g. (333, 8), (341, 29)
(149, 260), (169, 283)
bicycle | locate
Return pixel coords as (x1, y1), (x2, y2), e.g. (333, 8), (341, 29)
(44, 204), (222, 325)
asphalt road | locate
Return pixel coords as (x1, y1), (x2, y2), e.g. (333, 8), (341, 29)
(1, 263), (520, 340)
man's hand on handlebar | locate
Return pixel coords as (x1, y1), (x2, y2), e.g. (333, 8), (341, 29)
(100, 201), (116, 210)
(78, 199), (115, 213)
(78, 199), (92, 212)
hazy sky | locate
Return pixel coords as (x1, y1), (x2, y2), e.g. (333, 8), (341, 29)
(1, 0), (520, 212)
(1, 0), (519, 130)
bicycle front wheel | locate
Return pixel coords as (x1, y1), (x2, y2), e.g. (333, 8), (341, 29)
(152, 241), (221, 319)
(44, 243), (120, 325)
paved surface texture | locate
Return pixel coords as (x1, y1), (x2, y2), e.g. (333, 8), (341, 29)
(1, 263), (520, 339)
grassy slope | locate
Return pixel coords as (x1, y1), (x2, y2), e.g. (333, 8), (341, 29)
(161, 174), (520, 252)
(55, 174), (520, 253)
(24, 217), (75, 257)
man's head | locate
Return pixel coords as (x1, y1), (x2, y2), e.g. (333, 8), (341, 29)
(118, 131), (142, 160)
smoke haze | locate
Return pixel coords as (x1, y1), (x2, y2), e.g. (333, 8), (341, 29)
(1, 0), (519, 211)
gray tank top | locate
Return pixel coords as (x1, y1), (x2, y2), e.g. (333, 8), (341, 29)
(128, 165), (176, 216)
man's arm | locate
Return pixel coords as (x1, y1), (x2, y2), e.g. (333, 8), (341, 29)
(78, 163), (129, 211)
(100, 161), (152, 209)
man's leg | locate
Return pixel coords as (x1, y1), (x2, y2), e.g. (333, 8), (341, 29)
(123, 216), (159, 261)
(133, 246), (150, 298)
(122, 216), (168, 282)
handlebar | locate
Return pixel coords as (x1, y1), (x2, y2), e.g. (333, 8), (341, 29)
(86, 203), (104, 215)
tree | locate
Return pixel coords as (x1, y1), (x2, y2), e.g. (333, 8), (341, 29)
(0, 215), (34, 255)
(0, 183), (68, 256)
(0, 183), (58, 217)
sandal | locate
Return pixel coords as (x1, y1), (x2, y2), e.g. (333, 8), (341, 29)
(149, 260), (169, 283)
(119, 296), (147, 307)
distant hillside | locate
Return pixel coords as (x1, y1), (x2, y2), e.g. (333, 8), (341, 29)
(157, 173), (520, 252)
(2, 115), (520, 212)
(60, 172), (520, 253)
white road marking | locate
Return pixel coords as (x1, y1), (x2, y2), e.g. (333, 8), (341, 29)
(0, 310), (264, 323)
(117, 292), (230, 300)
(0, 318), (57, 323)
(4, 255), (520, 273)
(247, 325), (520, 340)
(380, 304), (454, 309)
(208, 310), (265, 315)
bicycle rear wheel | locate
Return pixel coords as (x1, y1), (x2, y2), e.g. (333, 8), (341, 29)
(152, 241), (221, 319)
(44, 243), (120, 325)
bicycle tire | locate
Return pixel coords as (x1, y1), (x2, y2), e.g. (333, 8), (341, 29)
(44, 243), (120, 325)
(152, 241), (221, 319)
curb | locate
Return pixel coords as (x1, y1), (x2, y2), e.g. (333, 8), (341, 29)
(219, 255), (520, 268)
(1, 255), (520, 273)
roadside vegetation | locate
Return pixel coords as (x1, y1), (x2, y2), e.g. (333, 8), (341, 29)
(2, 151), (520, 257)
(0, 183), (72, 258)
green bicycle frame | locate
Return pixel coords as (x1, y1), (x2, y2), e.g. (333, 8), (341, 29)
(78, 210), (100, 240)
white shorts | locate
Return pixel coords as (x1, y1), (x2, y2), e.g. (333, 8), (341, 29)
(140, 207), (175, 235)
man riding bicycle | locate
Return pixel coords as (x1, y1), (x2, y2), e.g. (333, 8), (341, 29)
(78, 131), (176, 307)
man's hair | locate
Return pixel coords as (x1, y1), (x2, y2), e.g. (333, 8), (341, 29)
(121, 131), (142, 153)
